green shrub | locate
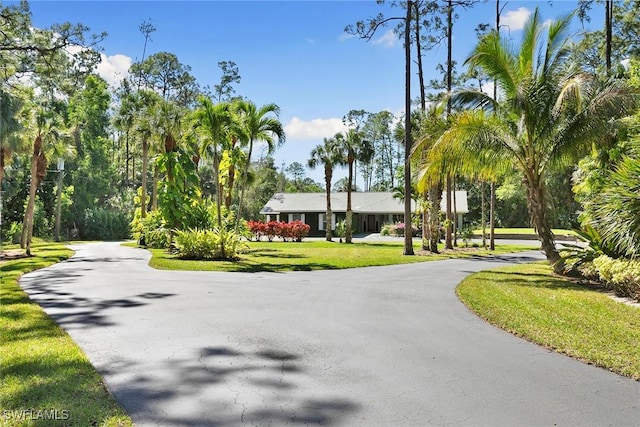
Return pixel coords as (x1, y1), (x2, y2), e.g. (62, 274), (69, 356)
(130, 210), (170, 248)
(7, 221), (22, 244)
(592, 255), (640, 301)
(174, 228), (247, 260)
(380, 223), (392, 236)
(84, 208), (131, 240)
(460, 227), (474, 247)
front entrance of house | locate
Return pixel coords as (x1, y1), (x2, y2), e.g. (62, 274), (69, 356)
(366, 215), (377, 232)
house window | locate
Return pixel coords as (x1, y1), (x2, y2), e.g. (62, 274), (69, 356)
(318, 213), (336, 230)
(288, 213), (305, 223)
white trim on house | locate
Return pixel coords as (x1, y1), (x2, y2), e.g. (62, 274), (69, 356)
(288, 213), (306, 223)
(318, 213), (336, 231)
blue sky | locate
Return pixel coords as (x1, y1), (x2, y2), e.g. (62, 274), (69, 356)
(27, 0), (601, 183)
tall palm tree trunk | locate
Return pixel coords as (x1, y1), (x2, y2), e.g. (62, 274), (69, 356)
(141, 138), (149, 218)
(444, 0), (454, 250)
(23, 136), (42, 255)
(151, 165), (159, 211)
(403, 0), (415, 255)
(525, 173), (563, 272)
(345, 158), (354, 244)
(428, 184), (442, 253)
(226, 164), (235, 209)
(54, 170), (64, 241)
(490, 181), (496, 250)
(324, 164), (333, 242)
(235, 140), (254, 233)
(213, 148), (226, 260)
(0, 148), (6, 188)
(445, 176), (453, 249)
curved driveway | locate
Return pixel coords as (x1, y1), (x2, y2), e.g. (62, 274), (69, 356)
(20, 242), (640, 426)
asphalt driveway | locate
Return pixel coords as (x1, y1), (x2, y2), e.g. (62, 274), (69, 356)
(20, 242), (640, 426)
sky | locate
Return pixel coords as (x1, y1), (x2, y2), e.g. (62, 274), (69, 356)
(24, 0), (602, 184)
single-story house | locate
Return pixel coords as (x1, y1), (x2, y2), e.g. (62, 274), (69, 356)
(260, 191), (468, 236)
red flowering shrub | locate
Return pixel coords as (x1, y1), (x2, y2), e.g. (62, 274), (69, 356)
(290, 220), (310, 242)
(248, 220), (310, 242)
(265, 221), (280, 241)
(247, 220), (267, 241)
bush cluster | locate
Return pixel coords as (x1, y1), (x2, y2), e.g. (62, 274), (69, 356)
(131, 210), (171, 249)
(173, 228), (247, 260)
(591, 255), (640, 302)
(380, 222), (418, 237)
(248, 220), (310, 242)
(84, 208), (131, 241)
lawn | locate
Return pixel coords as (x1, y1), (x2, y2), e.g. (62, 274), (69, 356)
(145, 240), (537, 272)
(472, 227), (577, 236)
(0, 243), (133, 427)
(457, 262), (640, 380)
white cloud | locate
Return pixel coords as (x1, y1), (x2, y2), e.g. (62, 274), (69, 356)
(284, 117), (348, 140)
(96, 53), (131, 87)
(373, 29), (399, 48)
(502, 7), (531, 31)
(339, 33), (356, 42)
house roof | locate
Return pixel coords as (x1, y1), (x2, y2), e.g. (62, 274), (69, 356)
(261, 191), (468, 215)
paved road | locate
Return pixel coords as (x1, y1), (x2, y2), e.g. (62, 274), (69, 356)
(20, 242), (640, 426)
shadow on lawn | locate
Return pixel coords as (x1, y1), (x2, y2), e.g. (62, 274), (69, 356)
(106, 345), (360, 426)
(221, 260), (340, 273)
(476, 269), (604, 294)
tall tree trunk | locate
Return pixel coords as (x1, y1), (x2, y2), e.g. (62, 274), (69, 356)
(403, 0), (415, 255)
(422, 192), (429, 251)
(152, 165), (159, 211)
(213, 147), (225, 259)
(481, 181), (486, 249)
(414, 2), (426, 111)
(0, 147), (5, 189)
(125, 127), (130, 185)
(428, 184), (443, 253)
(490, 0), (499, 252)
(605, 0), (612, 74)
(325, 164), (333, 242)
(141, 137), (149, 218)
(490, 181), (496, 250)
(226, 164), (235, 209)
(236, 140), (254, 233)
(345, 157), (354, 244)
(54, 170), (64, 241)
(445, 175), (453, 249)
(453, 179), (457, 246)
(23, 136), (42, 255)
(444, 0), (454, 250)
(525, 173), (563, 272)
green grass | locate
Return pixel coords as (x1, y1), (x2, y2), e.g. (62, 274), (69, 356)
(457, 262), (640, 380)
(0, 243), (133, 427)
(472, 227), (577, 236)
(141, 240), (536, 272)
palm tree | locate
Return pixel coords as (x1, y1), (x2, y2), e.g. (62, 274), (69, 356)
(132, 90), (161, 218)
(233, 100), (284, 231)
(308, 136), (342, 241)
(0, 89), (23, 188)
(437, 9), (636, 272)
(21, 105), (68, 255)
(337, 129), (365, 244)
(193, 96), (232, 233)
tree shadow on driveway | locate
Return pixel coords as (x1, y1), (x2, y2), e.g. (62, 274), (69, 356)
(106, 345), (361, 426)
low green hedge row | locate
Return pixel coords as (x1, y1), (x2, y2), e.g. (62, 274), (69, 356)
(588, 255), (640, 301)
